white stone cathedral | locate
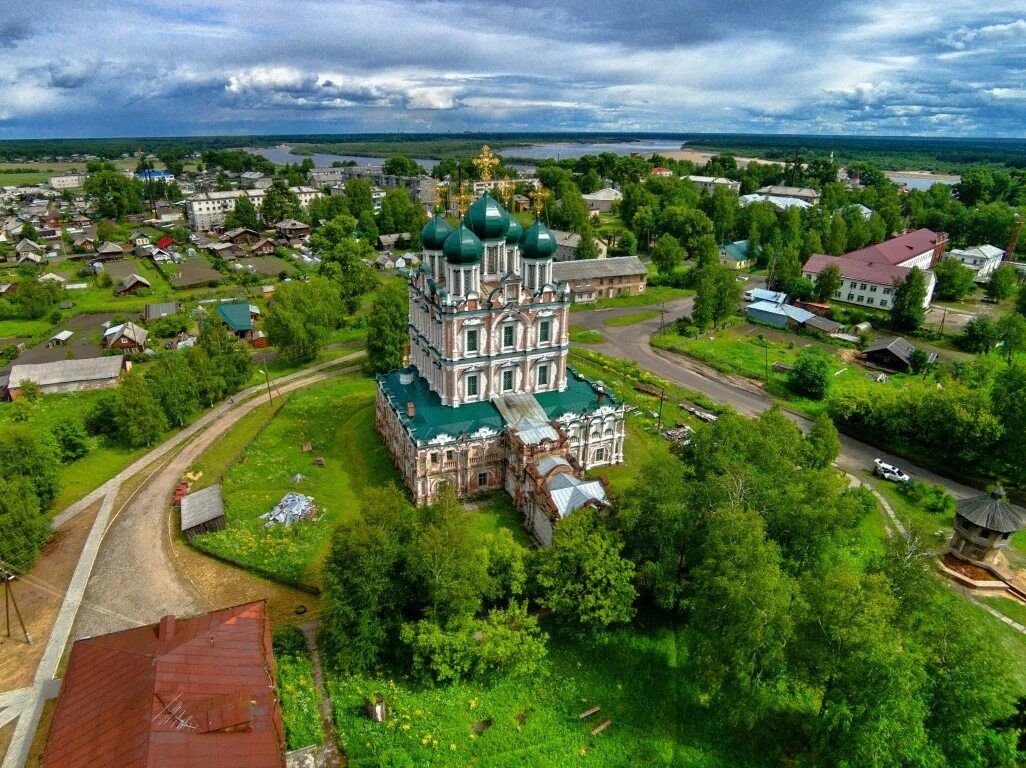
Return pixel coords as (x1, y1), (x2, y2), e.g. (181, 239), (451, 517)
(375, 190), (627, 545)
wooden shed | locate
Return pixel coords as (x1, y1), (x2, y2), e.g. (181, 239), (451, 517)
(179, 484), (226, 540)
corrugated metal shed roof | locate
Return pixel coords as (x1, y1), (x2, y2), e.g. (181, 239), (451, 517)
(216, 303), (253, 332)
(552, 256), (646, 281)
(9, 357), (123, 388)
(547, 473), (608, 519)
(180, 485), (225, 531)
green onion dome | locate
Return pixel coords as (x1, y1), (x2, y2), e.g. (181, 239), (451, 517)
(504, 216), (523, 244)
(420, 213), (453, 250)
(519, 217), (558, 260)
(465, 191), (510, 241)
(442, 223), (484, 265)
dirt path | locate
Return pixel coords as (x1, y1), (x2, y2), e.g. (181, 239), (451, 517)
(0, 353), (362, 768)
(300, 623), (343, 768)
(73, 362), (362, 639)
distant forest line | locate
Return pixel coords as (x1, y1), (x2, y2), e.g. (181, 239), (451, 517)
(0, 132), (1023, 173)
(680, 133), (1026, 173)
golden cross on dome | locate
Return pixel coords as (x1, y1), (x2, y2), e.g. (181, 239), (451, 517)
(496, 177), (514, 205)
(472, 145), (500, 182)
(455, 183), (474, 216)
(433, 183), (446, 213)
(529, 186), (550, 215)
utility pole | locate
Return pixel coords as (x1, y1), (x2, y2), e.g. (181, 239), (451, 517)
(764, 341), (769, 382)
(263, 367), (273, 403)
(659, 300), (668, 331)
(656, 387), (666, 431)
(2, 568), (31, 644)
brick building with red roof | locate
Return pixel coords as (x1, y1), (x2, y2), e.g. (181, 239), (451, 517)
(802, 229), (944, 310)
(41, 601), (285, 768)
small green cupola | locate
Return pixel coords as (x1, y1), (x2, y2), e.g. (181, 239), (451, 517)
(519, 217), (558, 260)
(443, 223), (484, 264)
(420, 213), (453, 250)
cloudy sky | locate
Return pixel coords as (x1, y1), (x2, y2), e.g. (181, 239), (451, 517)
(1, 0), (1024, 138)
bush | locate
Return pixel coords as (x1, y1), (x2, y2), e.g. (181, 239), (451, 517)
(401, 603), (547, 684)
(150, 313), (189, 339)
(273, 624), (309, 658)
(85, 392), (121, 437)
(897, 480), (956, 516)
(51, 420), (91, 462)
(787, 347), (832, 399)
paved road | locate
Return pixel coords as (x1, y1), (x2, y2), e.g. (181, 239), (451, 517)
(1, 353), (363, 768)
(573, 296), (978, 499)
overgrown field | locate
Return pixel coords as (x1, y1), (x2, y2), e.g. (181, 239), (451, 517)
(193, 375), (526, 587)
(330, 616), (766, 768)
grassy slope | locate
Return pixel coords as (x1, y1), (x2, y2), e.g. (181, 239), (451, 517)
(572, 285), (691, 312)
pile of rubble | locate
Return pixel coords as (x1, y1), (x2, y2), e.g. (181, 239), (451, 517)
(260, 492), (317, 528)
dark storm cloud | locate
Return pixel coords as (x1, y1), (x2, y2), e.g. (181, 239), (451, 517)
(0, 0), (1022, 137)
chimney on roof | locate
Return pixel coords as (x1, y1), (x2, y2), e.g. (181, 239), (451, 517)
(406, 401), (415, 418)
(158, 614), (175, 644)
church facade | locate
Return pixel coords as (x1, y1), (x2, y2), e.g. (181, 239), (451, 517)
(376, 191), (626, 545)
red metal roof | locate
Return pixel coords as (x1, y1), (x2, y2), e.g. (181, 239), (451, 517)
(843, 228), (941, 266)
(803, 253), (911, 285)
(156, 236), (174, 250)
(42, 601), (284, 768)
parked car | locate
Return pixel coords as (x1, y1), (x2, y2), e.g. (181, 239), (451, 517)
(874, 458), (910, 483)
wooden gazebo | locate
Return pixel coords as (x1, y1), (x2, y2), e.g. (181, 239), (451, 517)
(949, 488), (1026, 564)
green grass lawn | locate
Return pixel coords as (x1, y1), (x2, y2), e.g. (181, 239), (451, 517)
(192, 374), (520, 588)
(276, 653), (326, 750)
(0, 387), (153, 512)
(569, 327), (605, 345)
(652, 323), (907, 417)
(571, 286), (692, 313)
(329, 615), (768, 768)
(0, 316), (53, 341)
(603, 310), (660, 327)
(980, 596), (1026, 628)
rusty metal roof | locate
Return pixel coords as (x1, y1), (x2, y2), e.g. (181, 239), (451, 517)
(42, 601), (284, 768)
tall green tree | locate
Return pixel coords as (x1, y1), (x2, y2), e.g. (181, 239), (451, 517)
(224, 195), (260, 231)
(367, 281), (408, 373)
(344, 178), (375, 219)
(813, 264), (843, 302)
(382, 154), (424, 177)
(0, 476), (50, 572)
(264, 278), (344, 362)
(259, 181), (302, 225)
(690, 504), (796, 726)
(535, 508), (636, 629)
(321, 485), (414, 673)
(805, 412), (841, 469)
(988, 264), (1018, 302)
(659, 206), (714, 255)
(933, 258), (977, 301)
(890, 267), (927, 332)
(116, 373), (168, 448)
(826, 214), (848, 256)
(996, 312), (1026, 362)
(146, 353), (200, 427)
(0, 424), (60, 509)
(650, 233), (684, 275)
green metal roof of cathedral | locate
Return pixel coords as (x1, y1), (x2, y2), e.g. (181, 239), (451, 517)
(420, 213), (453, 250)
(442, 223), (483, 264)
(519, 217), (558, 260)
(377, 366), (618, 443)
(465, 191), (510, 240)
(504, 216), (523, 243)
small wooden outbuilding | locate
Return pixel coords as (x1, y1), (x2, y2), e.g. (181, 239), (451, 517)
(179, 484), (226, 540)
